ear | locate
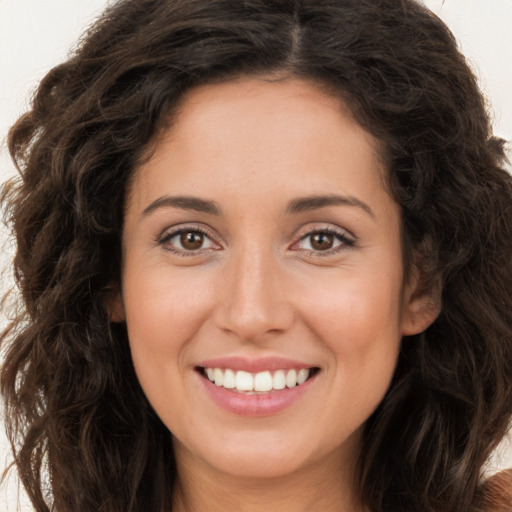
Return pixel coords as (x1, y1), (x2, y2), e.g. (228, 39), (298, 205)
(401, 265), (441, 336)
(105, 289), (125, 323)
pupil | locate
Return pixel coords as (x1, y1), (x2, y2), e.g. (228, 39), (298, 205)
(311, 232), (333, 250)
(181, 231), (203, 250)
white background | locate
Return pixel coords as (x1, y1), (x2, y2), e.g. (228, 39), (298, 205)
(1, 1), (511, 510)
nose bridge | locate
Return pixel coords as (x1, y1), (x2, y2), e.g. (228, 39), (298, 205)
(215, 238), (292, 341)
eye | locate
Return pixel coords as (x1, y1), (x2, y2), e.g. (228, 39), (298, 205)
(158, 227), (219, 255)
(292, 228), (355, 255)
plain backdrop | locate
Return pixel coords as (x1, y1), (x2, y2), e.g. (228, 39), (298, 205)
(1, 1), (511, 510)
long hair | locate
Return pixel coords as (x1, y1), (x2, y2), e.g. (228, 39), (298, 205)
(2, 1), (512, 510)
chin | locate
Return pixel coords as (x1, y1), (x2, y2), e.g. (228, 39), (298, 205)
(175, 425), (358, 481)
(205, 447), (313, 480)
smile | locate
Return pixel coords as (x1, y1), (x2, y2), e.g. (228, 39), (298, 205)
(195, 357), (321, 416)
(202, 367), (317, 393)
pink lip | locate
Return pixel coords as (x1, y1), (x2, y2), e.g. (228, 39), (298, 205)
(195, 357), (319, 417)
(199, 377), (315, 416)
(196, 356), (315, 373)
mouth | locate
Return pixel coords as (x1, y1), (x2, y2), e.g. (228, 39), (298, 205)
(196, 366), (321, 394)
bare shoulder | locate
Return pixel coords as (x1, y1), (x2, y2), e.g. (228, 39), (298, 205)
(475, 469), (512, 512)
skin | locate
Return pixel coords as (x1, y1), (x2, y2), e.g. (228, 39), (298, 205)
(112, 77), (438, 512)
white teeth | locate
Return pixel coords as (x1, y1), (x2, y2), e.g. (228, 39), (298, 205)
(272, 370), (286, 390)
(286, 369), (297, 388)
(203, 367), (313, 392)
(223, 369), (236, 389)
(235, 371), (254, 391)
(254, 371), (273, 392)
(213, 368), (223, 387)
(297, 368), (309, 385)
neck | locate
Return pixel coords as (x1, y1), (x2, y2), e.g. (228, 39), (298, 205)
(171, 442), (367, 512)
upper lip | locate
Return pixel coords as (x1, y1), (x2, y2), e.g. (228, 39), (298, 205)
(196, 356), (318, 373)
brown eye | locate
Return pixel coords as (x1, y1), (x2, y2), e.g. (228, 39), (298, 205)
(293, 228), (354, 255)
(310, 232), (334, 251)
(159, 228), (217, 254)
(180, 231), (204, 250)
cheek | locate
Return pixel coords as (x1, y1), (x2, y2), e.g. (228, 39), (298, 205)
(299, 269), (403, 402)
(267, 268), (404, 460)
(121, 266), (217, 414)
(120, 267), (217, 429)
(301, 270), (403, 349)
(122, 266), (215, 352)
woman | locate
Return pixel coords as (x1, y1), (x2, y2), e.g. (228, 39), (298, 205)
(1, 0), (511, 511)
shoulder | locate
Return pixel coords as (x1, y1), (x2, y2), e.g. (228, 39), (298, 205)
(475, 469), (512, 512)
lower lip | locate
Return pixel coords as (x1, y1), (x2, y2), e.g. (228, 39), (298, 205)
(198, 372), (317, 416)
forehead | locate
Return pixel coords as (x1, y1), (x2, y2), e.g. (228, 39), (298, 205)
(167, 77), (379, 155)
(125, 76), (394, 228)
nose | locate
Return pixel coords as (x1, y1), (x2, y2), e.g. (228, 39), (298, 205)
(213, 243), (294, 343)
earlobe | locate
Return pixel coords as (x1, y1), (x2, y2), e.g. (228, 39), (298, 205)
(401, 268), (441, 336)
(401, 295), (440, 336)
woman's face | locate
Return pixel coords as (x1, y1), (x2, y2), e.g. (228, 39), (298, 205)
(116, 77), (431, 480)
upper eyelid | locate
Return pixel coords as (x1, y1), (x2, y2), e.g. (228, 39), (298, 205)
(289, 226), (357, 256)
(293, 223), (356, 242)
(156, 222), (355, 248)
(159, 223), (216, 240)
(157, 224), (221, 250)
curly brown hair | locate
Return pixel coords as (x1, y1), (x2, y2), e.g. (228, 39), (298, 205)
(1, 0), (512, 511)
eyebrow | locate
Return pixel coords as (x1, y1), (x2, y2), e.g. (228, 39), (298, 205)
(141, 195), (222, 216)
(141, 193), (375, 219)
(286, 194), (375, 219)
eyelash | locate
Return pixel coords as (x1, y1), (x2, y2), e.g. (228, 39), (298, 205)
(157, 225), (355, 257)
(157, 226), (218, 257)
(293, 227), (355, 257)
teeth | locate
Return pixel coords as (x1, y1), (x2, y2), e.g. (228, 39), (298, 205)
(223, 369), (236, 389)
(273, 370), (286, 390)
(286, 369), (297, 388)
(297, 368), (309, 385)
(203, 367), (313, 393)
(254, 371), (273, 392)
(235, 371), (254, 391)
(213, 368), (223, 386)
